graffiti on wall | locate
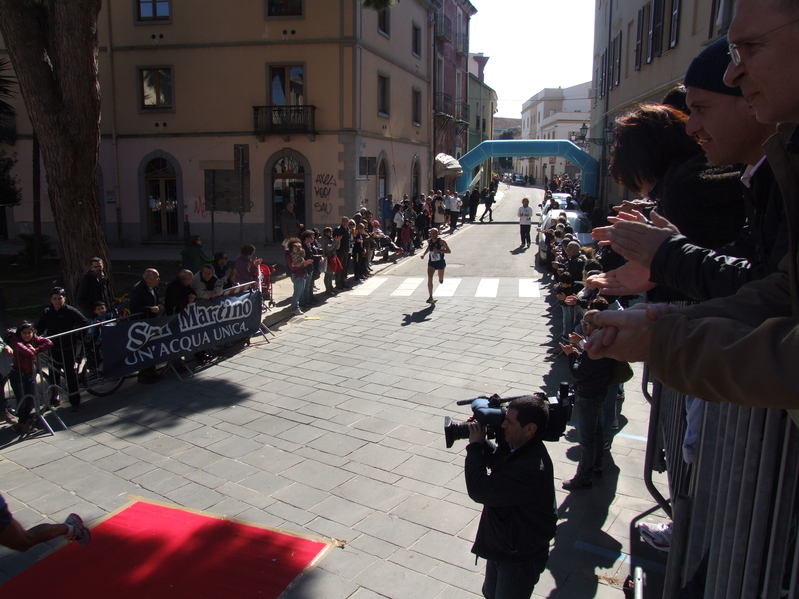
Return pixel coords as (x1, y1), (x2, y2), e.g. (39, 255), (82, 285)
(313, 173), (337, 215)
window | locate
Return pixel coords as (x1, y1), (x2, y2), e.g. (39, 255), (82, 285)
(412, 23), (422, 57)
(669, 0), (681, 48)
(266, 0), (302, 16)
(635, 6), (645, 70)
(412, 89), (421, 126)
(378, 74), (389, 116)
(270, 65), (304, 105)
(139, 67), (173, 110)
(378, 9), (390, 36)
(646, 2), (655, 64)
(608, 38), (615, 90)
(614, 32), (622, 87)
(651, 0), (665, 58)
(137, 0), (170, 21)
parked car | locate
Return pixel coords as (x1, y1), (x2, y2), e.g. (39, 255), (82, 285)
(537, 209), (595, 264)
(536, 194), (584, 232)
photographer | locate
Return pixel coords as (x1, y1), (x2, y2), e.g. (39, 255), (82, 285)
(464, 396), (557, 599)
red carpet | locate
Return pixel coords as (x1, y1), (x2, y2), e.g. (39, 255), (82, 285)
(1, 500), (336, 599)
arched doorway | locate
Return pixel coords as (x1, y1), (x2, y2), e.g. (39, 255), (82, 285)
(378, 160), (388, 201)
(411, 158), (420, 200)
(144, 157), (179, 241)
(271, 156), (305, 242)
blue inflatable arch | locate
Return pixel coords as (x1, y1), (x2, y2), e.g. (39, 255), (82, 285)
(456, 140), (599, 197)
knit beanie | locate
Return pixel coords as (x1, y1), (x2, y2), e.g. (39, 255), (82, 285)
(684, 35), (742, 96)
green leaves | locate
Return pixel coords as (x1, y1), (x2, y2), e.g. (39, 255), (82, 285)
(361, 0), (395, 10)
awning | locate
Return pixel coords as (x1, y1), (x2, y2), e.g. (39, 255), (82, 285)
(434, 153), (463, 179)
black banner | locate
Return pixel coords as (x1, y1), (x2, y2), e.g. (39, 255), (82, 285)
(102, 291), (263, 378)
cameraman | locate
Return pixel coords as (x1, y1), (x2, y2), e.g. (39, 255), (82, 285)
(464, 396), (557, 599)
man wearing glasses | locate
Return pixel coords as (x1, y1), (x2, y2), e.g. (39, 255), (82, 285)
(586, 0), (799, 407)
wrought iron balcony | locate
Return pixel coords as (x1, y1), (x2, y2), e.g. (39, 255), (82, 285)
(435, 92), (453, 116)
(456, 33), (469, 55)
(253, 105), (316, 140)
(455, 100), (469, 123)
(435, 14), (452, 41)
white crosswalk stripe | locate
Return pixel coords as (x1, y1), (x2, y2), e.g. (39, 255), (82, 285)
(435, 278), (462, 297)
(346, 277), (544, 299)
(475, 278), (500, 297)
(349, 277), (387, 295)
(390, 277), (424, 296)
(519, 278), (541, 298)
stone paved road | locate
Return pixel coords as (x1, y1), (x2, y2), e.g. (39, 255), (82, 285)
(0, 189), (670, 598)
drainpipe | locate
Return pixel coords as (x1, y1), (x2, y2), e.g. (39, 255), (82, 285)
(600, 0), (613, 211)
(106, 0), (124, 247)
(430, 8), (437, 191)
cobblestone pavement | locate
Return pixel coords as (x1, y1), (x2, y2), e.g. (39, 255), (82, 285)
(0, 206), (671, 598)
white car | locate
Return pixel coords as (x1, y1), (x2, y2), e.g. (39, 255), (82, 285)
(537, 210), (595, 263)
(536, 194), (583, 229)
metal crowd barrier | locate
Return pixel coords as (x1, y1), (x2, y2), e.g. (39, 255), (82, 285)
(643, 374), (799, 599)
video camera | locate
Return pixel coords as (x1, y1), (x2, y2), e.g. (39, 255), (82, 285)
(443, 383), (574, 448)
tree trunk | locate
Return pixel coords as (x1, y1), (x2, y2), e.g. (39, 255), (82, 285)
(0, 0), (111, 299)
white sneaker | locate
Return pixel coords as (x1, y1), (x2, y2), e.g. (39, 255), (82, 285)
(638, 521), (672, 552)
(291, 309), (303, 316)
(65, 513), (91, 547)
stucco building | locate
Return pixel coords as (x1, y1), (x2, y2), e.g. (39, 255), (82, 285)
(588, 0), (732, 206)
(517, 82), (591, 184)
(466, 53), (496, 191)
(1, 0), (442, 249)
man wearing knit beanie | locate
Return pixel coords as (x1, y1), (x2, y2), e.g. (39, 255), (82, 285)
(588, 32), (786, 301)
(684, 35), (774, 167)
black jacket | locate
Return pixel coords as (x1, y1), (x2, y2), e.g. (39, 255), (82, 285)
(129, 278), (161, 319)
(164, 278), (194, 315)
(648, 160), (789, 302)
(36, 304), (89, 345)
(569, 351), (614, 398)
(75, 271), (113, 317)
(465, 437), (556, 562)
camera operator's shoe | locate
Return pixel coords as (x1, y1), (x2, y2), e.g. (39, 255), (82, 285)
(562, 476), (593, 491)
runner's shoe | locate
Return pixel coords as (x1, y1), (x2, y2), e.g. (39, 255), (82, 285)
(65, 513), (91, 547)
(426, 297), (437, 304)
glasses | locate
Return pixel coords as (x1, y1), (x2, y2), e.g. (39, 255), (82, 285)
(580, 320), (594, 328)
(728, 17), (799, 65)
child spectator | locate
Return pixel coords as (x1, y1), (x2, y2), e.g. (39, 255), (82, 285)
(400, 219), (416, 255)
(289, 241), (306, 270)
(8, 324), (53, 434)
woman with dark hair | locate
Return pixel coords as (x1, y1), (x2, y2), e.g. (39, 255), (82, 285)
(609, 103), (745, 253)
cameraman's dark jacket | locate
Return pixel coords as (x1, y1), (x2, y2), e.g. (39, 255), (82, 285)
(568, 351), (614, 398)
(465, 438), (557, 563)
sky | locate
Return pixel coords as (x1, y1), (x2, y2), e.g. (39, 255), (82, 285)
(468, 0), (596, 118)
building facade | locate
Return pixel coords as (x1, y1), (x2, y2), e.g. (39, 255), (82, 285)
(433, 0), (476, 190)
(589, 0), (731, 206)
(1, 0), (439, 249)
(517, 82), (591, 185)
(466, 53), (496, 191)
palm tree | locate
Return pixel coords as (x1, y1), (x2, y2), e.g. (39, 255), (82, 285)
(0, 58), (17, 145)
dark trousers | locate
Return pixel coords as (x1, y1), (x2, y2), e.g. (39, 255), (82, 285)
(480, 205), (493, 221)
(9, 371), (36, 423)
(520, 225), (531, 246)
(50, 342), (81, 407)
(335, 251), (349, 288)
(482, 554), (548, 599)
(575, 392), (607, 480)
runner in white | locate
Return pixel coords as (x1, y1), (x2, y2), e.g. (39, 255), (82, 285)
(518, 197), (534, 248)
(419, 228), (451, 304)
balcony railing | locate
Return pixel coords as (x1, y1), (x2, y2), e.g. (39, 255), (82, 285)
(435, 14), (452, 41)
(455, 100), (469, 123)
(455, 33), (469, 55)
(435, 92), (453, 116)
(253, 105), (316, 140)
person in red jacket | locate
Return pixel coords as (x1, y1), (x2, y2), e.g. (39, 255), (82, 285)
(7, 323), (52, 434)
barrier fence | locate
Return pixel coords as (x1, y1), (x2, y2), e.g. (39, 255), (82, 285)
(2, 288), (264, 436)
(644, 375), (799, 599)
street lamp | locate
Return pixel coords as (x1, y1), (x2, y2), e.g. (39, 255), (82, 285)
(570, 123), (609, 148)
